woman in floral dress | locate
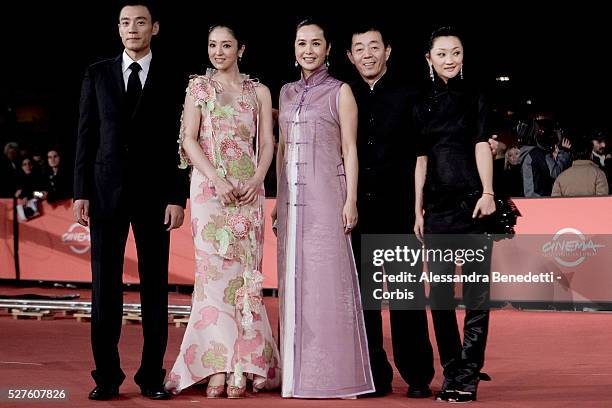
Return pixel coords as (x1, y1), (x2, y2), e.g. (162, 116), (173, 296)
(165, 24), (280, 398)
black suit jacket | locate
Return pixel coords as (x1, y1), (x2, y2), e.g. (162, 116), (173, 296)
(351, 71), (419, 231)
(74, 54), (188, 218)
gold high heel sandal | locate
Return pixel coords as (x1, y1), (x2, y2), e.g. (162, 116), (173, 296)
(206, 384), (225, 398)
(226, 374), (246, 399)
(205, 374), (226, 398)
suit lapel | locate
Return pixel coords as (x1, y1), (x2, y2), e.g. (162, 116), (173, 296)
(111, 55), (125, 108)
(142, 56), (156, 95)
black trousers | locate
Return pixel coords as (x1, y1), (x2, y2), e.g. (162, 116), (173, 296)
(89, 200), (170, 388)
(425, 204), (492, 393)
(352, 196), (435, 390)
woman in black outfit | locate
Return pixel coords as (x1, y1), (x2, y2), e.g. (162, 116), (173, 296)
(413, 27), (496, 403)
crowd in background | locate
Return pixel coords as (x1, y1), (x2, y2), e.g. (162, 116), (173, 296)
(0, 141), (72, 220)
(1, 120), (610, 221)
(493, 120), (610, 198)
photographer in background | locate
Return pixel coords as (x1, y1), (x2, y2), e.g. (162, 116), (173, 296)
(517, 116), (572, 197)
(15, 156), (46, 221)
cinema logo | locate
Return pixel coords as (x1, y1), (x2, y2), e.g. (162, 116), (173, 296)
(62, 223), (91, 254)
(542, 228), (604, 267)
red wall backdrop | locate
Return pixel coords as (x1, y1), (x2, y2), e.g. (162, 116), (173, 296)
(0, 199), (277, 288)
(491, 196), (612, 303)
(0, 199), (16, 279)
(1, 197), (611, 298)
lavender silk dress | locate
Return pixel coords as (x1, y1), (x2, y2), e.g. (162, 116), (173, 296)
(277, 67), (374, 398)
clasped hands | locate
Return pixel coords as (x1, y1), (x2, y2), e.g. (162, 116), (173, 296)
(213, 176), (262, 207)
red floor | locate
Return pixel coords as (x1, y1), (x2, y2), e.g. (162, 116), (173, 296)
(1, 287), (612, 407)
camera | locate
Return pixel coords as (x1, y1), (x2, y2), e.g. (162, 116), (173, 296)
(514, 117), (565, 152)
(16, 198), (41, 222)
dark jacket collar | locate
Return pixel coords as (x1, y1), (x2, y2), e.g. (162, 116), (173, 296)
(112, 55), (125, 96)
(431, 73), (466, 94)
(352, 69), (391, 92)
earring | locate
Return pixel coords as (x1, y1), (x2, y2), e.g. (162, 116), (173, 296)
(294, 60), (299, 68)
(325, 57), (330, 68)
(429, 65), (434, 82)
(238, 55), (242, 62)
(460, 65), (464, 79)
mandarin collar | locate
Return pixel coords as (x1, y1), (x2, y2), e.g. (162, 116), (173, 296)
(297, 66), (330, 90)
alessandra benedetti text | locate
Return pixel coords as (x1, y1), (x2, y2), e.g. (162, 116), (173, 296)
(373, 271), (556, 283)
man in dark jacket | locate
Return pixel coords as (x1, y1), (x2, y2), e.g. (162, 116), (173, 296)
(347, 25), (434, 399)
(73, 1), (187, 400)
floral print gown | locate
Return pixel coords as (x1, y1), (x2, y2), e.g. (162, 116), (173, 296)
(165, 69), (281, 393)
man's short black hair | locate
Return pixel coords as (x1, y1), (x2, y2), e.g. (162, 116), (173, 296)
(348, 23), (389, 50)
(119, 1), (159, 23)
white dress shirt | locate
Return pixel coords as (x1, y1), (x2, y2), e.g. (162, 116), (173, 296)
(121, 50), (152, 91)
(592, 151), (606, 167)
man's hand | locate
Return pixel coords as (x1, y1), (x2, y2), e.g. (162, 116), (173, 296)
(164, 204), (184, 231)
(560, 137), (572, 150)
(271, 205), (278, 237)
(73, 199), (90, 226)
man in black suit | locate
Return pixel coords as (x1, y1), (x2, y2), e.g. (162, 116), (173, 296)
(73, 1), (187, 400)
(347, 26), (435, 399)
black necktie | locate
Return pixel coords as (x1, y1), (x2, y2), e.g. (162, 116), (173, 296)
(126, 62), (142, 114)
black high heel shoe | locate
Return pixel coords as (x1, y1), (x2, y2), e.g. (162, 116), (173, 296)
(435, 389), (458, 402)
(438, 373), (489, 403)
(435, 377), (459, 402)
(447, 376), (482, 403)
(447, 389), (476, 403)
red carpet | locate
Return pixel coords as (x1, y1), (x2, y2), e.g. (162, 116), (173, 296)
(1, 289), (611, 407)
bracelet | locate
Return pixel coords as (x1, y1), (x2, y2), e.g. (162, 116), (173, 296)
(482, 192), (494, 196)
